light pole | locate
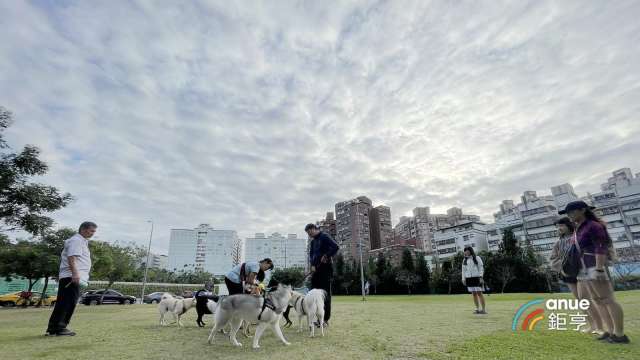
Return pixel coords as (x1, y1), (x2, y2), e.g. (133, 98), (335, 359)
(359, 234), (366, 301)
(140, 220), (154, 304)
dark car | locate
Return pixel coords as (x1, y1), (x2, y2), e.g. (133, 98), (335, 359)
(81, 289), (136, 305)
(142, 292), (165, 304)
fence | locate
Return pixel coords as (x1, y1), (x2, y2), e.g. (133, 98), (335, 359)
(0, 277), (58, 296)
(87, 281), (228, 298)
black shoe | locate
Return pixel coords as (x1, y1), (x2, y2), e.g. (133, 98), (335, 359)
(45, 330), (56, 336)
(596, 332), (610, 341)
(607, 335), (630, 344)
(55, 329), (76, 336)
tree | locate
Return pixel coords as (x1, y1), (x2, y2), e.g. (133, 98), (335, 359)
(90, 242), (139, 303)
(447, 253), (465, 294)
(0, 106), (73, 236)
(414, 254), (431, 294)
(340, 261), (355, 295)
(0, 240), (49, 305)
(367, 257), (378, 294)
(0, 233), (9, 248)
(333, 254), (346, 295)
(400, 248), (415, 272)
(270, 267), (305, 287)
(500, 228), (519, 256)
(173, 265), (215, 285)
(396, 270), (421, 295)
(489, 253), (517, 293)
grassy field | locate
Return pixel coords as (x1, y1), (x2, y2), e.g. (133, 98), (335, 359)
(0, 291), (638, 360)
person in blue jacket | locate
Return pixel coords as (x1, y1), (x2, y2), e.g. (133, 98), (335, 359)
(305, 223), (339, 327)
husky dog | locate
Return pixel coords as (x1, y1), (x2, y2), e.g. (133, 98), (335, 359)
(158, 293), (197, 327)
(288, 289), (326, 337)
(207, 284), (292, 349)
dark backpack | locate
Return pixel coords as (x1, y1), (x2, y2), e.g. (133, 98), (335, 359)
(561, 234), (582, 278)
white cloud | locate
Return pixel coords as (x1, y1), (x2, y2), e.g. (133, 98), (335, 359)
(1, 0), (639, 254)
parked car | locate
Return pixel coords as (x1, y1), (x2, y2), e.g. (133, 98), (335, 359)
(81, 289), (136, 305)
(0, 292), (57, 307)
(142, 292), (165, 304)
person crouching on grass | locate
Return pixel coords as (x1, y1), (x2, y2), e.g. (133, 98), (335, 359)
(462, 246), (486, 314)
(224, 258), (273, 295)
(561, 200), (630, 344)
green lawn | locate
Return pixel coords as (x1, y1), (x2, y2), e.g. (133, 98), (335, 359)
(1, 291), (639, 360)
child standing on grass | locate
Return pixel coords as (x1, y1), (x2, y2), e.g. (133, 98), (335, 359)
(462, 246), (486, 314)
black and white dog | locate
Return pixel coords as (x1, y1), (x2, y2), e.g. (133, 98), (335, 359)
(195, 290), (220, 327)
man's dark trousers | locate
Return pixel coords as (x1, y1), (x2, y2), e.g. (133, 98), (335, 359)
(47, 277), (80, 334)
(311, 262), (333, 322)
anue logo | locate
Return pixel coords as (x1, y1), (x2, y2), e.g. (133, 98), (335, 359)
(512, 298), (590, 332)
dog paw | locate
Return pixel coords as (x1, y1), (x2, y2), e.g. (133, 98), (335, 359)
(284, 341), (291, 346)
(252, 345), (260, 350)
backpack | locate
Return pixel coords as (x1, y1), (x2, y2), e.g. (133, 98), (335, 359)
(561, 233), (582, 278)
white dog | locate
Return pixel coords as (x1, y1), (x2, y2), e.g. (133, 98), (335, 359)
(289, 289), (326, 337)
(158, 293), (197, 327)
(207, 284), (292, 349)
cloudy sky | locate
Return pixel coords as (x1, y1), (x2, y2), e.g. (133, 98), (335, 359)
(2, 0), (639, 254)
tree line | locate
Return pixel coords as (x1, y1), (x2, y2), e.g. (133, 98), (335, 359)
(291, 228), (553, 296)
(0, 106), (217, 305)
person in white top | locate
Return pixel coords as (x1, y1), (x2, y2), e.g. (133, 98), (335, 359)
(46, 222), (96, 336)
(461, 246), (486, 314)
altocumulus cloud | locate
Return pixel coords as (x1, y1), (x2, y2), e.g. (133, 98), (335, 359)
(1, 0), (639, 253)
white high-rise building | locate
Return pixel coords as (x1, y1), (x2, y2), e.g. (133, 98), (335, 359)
(584, 168), (640, 261)
(487, 168), (640, 262)
(244, 233), (307, 269)
(433, 222), (489, 260)
(551, 183), (580, 210)
(168, 224), (240, 276)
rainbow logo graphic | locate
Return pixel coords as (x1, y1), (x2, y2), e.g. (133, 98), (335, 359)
(512, 299), (545, 331)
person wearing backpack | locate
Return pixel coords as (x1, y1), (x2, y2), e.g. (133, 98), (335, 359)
(561, 201), (629, 344)
(462, 246), (486, 314)
(550, 217), (579, 296)
(550, 217), (604, 335)
(224, 258), (274, 295)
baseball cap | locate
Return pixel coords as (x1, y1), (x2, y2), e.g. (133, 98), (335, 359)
(558, 200), (595, 215)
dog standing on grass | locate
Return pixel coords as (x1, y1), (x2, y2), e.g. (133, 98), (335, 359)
(207, 284), (292, 349)
(158, 293), (197, 327)
(288, 289), (326, 337)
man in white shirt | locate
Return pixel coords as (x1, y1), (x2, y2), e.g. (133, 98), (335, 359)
(46, 222), (96, 336)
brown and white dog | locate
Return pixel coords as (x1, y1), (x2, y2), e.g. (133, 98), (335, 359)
(158, 293), (197, 327)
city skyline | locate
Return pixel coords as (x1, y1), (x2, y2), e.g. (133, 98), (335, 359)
(2, 1), (639, 255)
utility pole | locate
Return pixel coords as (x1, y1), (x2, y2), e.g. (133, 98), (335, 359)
(140, 220), (154, 304)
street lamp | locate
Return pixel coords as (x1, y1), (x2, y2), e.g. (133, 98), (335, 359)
(140, 220), (154, 304)
(359, 234), (366, 301)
